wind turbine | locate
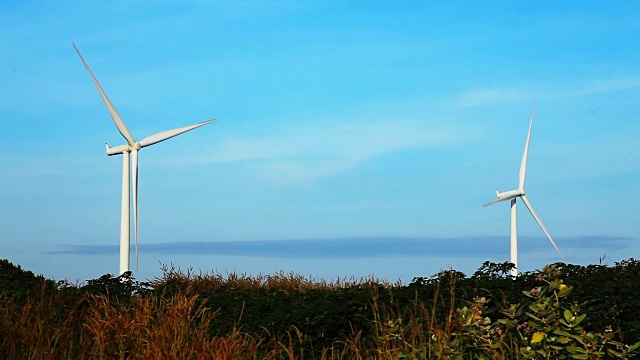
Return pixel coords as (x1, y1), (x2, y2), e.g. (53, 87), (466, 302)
(483, 103), (566, 277)
(73, 43), (215, 275)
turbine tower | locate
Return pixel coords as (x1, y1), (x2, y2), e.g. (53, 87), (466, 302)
(483, 103), (566, 277)
(73, 43), (215, 275)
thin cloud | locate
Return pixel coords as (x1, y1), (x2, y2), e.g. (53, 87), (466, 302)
(456, 76), (640, 108)
(189, 119), (471, 184)
(50, 235), (632, 259)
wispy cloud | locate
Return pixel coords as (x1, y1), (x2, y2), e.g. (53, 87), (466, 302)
(456, 76), (640, 108)
(188, 119), (472, 184)
(50, 235), (632, 259)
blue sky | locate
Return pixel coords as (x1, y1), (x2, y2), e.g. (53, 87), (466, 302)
(1, 1), (639, 283)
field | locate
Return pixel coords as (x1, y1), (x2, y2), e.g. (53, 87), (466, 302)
(2, 259), (640, 359)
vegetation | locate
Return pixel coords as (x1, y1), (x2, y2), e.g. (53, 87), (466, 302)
(1, 258), (640, 359)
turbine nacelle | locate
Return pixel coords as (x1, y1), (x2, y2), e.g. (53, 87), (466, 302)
(106, 143), (141, 156)
(483, 188), (524, 207)
(496, 188), (525, 201)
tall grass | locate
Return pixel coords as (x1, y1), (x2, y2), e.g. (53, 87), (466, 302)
(152, 263), (395, 292)
(0, 287), (273, 359)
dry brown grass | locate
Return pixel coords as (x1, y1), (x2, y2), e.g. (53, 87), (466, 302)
(0, 286), (81, 359)
(151, 263), (399, 293)
(82, 291), (272, 359)
(1, 287), (287, 359)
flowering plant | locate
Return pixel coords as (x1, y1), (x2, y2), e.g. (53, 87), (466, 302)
(515, 265), (639, 359)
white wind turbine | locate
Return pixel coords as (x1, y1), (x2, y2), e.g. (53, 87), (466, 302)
(483, 103), (566, 277)
(73, 43), (215, 275)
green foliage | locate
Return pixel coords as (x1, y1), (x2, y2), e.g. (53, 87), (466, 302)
(473, 261), (517, 280)
(513, 265), (640, 359)
(451, 264), (640, 359)
(554, 259), (640, 343)
(80, 271), (152, 301)
(0, 259), (56, 303)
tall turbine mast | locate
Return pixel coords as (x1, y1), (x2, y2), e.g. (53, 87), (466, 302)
(483, 103), (566, 277)
(73, 43), (215, 275)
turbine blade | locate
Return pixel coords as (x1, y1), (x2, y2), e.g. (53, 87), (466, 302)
(73, 42), (136, 145)
(139, 119), (215, 148)
(519, 102), (535, 189)
(483, 197), (511, 207)
(520, 195), (567, 263)
(132, 149), (139, 272)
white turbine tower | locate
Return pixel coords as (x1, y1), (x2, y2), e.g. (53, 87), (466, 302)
(73, 43), (215, 275)
(483, 103), (566, 277)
